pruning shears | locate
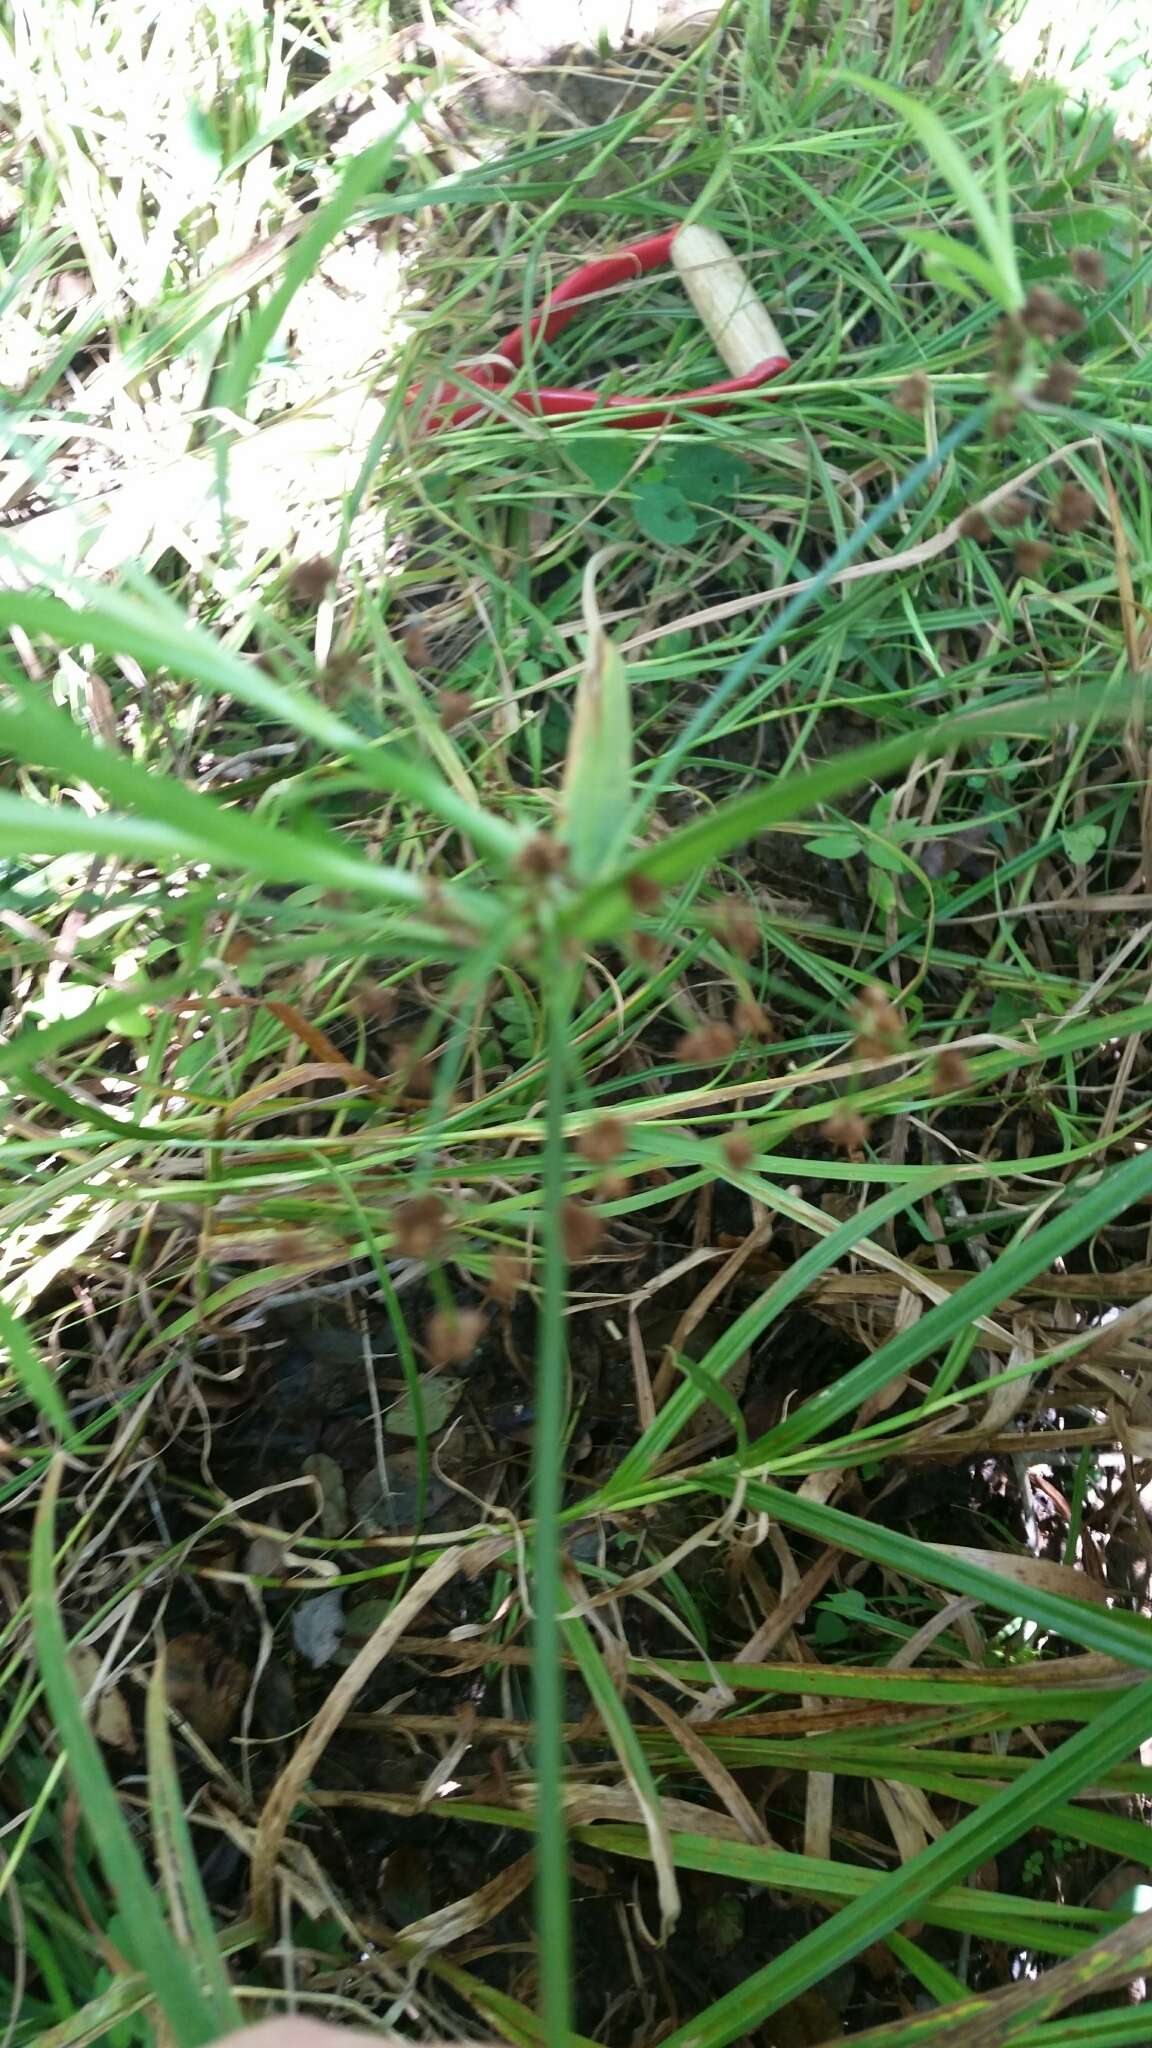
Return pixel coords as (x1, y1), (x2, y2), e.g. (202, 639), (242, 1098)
(411, 225), (790, 432)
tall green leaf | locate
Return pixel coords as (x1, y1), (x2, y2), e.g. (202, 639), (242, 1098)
(560, 554), (634, 881)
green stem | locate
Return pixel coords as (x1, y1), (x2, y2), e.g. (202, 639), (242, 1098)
(533, 940), (575, 2038)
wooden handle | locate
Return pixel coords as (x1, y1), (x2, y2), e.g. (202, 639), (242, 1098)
(670, 225), (786, 375)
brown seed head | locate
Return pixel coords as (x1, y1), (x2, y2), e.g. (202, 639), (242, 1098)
(723, 1127), (756, 1172)
(354, 981), (399, 1023)
(1022, 285), (1084, 340)
(1014, 537), (1053, 577)
(674, 1021), (738, 1065)
(287, 555), (336, 605)
(851, 985), (904, 1055)
(958, 509), (992, 543)
(392, 1194), (448, 1257)
(716, 900), (760, 958)
(732, 997), (773, 1040)
(516, 833), (568, 881)
(893, 371), (930, 414)
(403, 621), (432, 668)
(436, 689), (473, 730)
(995, 494), (1031, 529)
(575, 1116), (629, 1166)
(1070, 247), (1106, 290)
(1035, 360), (1080, 405)
(626, 873), (663, 913)
(932, 1048), (973, 1096)
(562, 1198), (604, 1262)
(822, 1110), (871, 1155)
(316, 652), (364, 701)
(425, 1305), (486, 1365)
(1051, 481), (1096, 534)
(488, 1252), (529, 1304)
(631, 932), (666, 969)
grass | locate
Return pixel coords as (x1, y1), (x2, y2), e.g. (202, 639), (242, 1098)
(3, 0), (1152, 2041)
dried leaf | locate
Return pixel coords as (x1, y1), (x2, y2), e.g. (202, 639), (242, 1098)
(396, 1851), (537, 1956)
(302, 1452), (349, 1538)
(385, 1372), (465, 1437)
(163, 1634), (249, 1745)
(250, 1546), (467, 1924)
(924, 1545), (1109, 1605)
(292, 1590), (346, 1669)
(70, 1648), (136, 1754)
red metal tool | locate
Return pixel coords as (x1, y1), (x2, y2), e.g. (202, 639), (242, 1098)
(411, 225), (790, 431)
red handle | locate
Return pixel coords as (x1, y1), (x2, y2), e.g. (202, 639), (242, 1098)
(410, 230), (790, 432)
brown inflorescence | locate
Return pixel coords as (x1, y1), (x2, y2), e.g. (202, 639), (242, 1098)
(932, 1048), (973, 1096)
(851, 985), (904, 1059)
(1069, 248), (1106, 290)
(626, 873), (663, 913)
(723, 1127), (756, 1172)
(575, 1116), (630, 1166)
(488, 1252), (530, 1304)
(286, 555), (336, 605)
(894, 371), (930, 414)
(1021, 285), (1084, 341)
(674, 1022), (738, 1065)
(391, 1194), (448, 1258)
(1051, 481), (1096, 534)
(1035, 361), (1080, 405)
(822, 1110), (871, 1155)
(732, 998), (773, 1039)
(425, 1306), (486, 1365)
(1014, 537), (1053, 577)
(561, 1198), (604, 1262)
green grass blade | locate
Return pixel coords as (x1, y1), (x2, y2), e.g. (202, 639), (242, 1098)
(0, 683), (478, 916)
(144, 1655), (242, 2033)
(562, 1611), (679, 1934)
(566, 684), (1118, 945)
(561, 559), (634, 882)
(0, 788), (492, 925)
(29, 1462), (222, 2047)
(750, 1145), (1152, 1460)
(533, 944), (577, 2041)
(0, 1300), (72, 1438)
(724, 1478), (1152, 1670)
(213, 124), (410, 421)
(604, 1176), (944, 1493)
(840, 71), (1023, 307)
(622, 405), (989, 829)
(0, 587), (522, 862)
(656, 1679), (1152, 2048)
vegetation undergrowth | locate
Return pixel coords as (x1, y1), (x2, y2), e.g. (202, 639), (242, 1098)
(2, 0), (1152, 2042)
